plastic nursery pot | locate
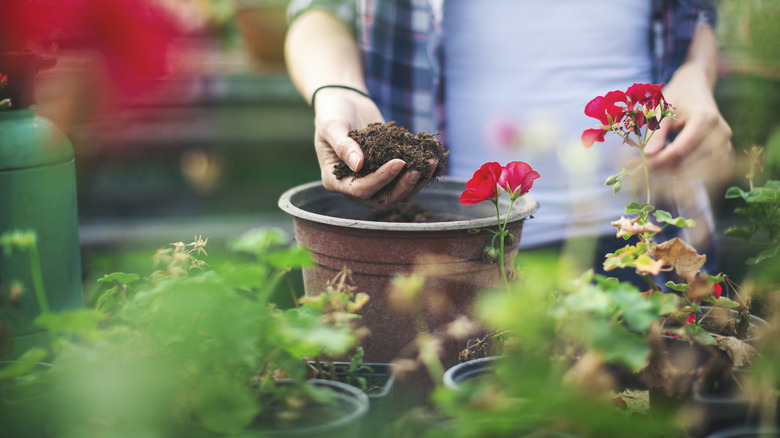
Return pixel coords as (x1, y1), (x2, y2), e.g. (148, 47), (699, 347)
(278, 178), (538, 364)
(0, 361), (55, 437)
(651, 309), (770, 418)
(705, 427), (780, 438)
(442, 356), (503, 390)
(309, 361), (396, 436)
(250, 379), (369, 438)
(687, 371), (756, 438)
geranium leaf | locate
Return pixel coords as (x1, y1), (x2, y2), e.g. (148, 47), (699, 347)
(654, 210), (695, 228)
(97, 272), (140, 285)
(665, 281), (688, 292)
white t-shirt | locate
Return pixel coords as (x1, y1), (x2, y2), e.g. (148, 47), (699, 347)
(443, 0), (653, 247)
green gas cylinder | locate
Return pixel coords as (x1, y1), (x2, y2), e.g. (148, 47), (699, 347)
(0, 50), (83, 357)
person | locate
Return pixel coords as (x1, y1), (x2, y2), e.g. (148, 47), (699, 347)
(283, 0), (733, 279)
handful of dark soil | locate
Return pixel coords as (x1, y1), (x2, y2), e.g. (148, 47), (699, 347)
(333, 122), (449, 185)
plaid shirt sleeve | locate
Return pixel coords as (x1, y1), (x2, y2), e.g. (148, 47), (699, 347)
(287, 0), (357, 29)
(652, 0), (718, 83)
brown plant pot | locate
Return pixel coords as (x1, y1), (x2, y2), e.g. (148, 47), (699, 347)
(278, 178), (538, 364)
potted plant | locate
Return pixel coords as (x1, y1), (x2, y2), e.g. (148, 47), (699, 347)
(278, 175), (538, 365)
(0, 228), (370, 437)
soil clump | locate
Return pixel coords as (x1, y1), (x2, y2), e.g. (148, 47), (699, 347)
(334, 121), (449, 188)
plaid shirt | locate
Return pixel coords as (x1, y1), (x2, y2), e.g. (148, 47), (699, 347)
(289, 0), (717, 136)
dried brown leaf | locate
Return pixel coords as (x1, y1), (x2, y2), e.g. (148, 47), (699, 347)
(611, 216), (662, 238)
(652, 237), (706, 282)
(712, 334), (757, 367)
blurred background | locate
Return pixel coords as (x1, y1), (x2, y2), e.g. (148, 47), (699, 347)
(1, 0), (778, 301)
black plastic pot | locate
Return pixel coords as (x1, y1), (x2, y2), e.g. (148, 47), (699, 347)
(706, 427), (780, 438)
(308, 361), (396, 435)
(250, 379), (369, 438)
(687, 371), (755, 438)
(442, 356), (502, 390)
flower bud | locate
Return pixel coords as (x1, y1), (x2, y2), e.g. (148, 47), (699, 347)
(612, 181), (622, 195)
(503, 233), (515, 247)
(482, 246), (499, 263)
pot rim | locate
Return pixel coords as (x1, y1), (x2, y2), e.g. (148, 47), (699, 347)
(278, 178), (539, 232)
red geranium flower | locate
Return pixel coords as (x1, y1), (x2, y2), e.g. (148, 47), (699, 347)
(713, 283), (722, 299)
(498, 161), (540, 200)
(459, 162), (503, 205)
(581, 90), (628, 148)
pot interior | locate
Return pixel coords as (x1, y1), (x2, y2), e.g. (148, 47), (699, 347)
(279, 178), (539, 231)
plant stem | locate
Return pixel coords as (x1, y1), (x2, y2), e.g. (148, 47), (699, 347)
(494, 200), (510, 291)
(640, 146), (651, 205)
(28, 241), (50, 315)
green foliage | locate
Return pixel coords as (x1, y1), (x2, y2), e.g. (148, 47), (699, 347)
(0, 228), (364, 437)
(725, 180), (780, 264)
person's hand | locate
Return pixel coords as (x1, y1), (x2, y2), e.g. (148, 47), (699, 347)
(313, 87), (437, 210)
(643, 63), (734, 189)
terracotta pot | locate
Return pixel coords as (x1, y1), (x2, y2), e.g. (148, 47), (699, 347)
(278, 178), (538, 363)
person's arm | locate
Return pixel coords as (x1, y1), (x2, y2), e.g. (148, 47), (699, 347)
(285, 9), (433, 209)
(644, 23), (733, 186)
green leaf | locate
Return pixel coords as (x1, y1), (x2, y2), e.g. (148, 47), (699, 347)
(262, 244), (313, 269)
(654, 210), (695, 228)
(689, 324), (717, 346)
(35, 309), (106, 335)
(710, 297), (740, 308)
(196, 375), (259, 434)
(747, 246), (779, 265)
(664, 281), (688, 292)
(229, 227), (291, 255)
(97, 272), (141, 285)
(625, 201), (655, 216)
(724, 225), (758, 240)
(0, 348), (48, 380)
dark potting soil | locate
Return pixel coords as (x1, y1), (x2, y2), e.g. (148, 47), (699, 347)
(365, 202), (453, 223)
(334, 121), (449, 191)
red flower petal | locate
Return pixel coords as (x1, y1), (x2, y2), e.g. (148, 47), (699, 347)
(581, 128), (606, 148)
(459, 162), (502, 205)
(498, 161), (540, 199)
(686, 314), (696, 325)
(713, 283), (722, 299)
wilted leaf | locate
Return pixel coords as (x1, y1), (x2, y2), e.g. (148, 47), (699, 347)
(652, 238), (706, 282)
(635, 254), (665, 276)
(711, 334), (757, 367)
(686, 277), (715, 301)
(611, 216), (662, 238)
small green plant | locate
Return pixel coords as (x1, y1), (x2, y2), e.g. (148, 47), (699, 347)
(0, 227), (367, 436)
(725, 145), (780, 264)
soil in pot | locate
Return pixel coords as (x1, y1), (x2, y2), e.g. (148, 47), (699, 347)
(333, 122), (449, 199)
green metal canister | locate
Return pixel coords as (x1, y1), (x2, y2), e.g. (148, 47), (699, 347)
(0, 50), (83, 357)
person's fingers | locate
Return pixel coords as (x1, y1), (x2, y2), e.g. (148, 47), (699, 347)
(646, 110), (720, 169)
(340, 159), (406, 200)
(318, 118), (364, 171)
(401, 159), (439, 202)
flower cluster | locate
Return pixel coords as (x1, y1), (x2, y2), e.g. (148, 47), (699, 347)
(581, 83), (673, 149)
(459, 161), (539, 205)
(459, 161), (540, 290)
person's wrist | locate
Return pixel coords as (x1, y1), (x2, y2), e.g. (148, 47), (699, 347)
(311, 85), (370, 111)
